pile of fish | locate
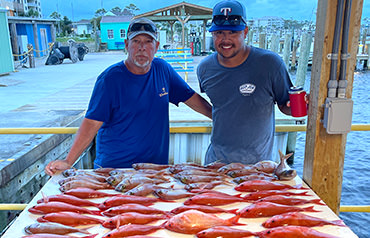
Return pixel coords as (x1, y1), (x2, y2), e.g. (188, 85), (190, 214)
(22, 152), (349, 238)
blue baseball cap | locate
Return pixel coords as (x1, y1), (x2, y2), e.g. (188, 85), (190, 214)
(209, 0), (247, 32)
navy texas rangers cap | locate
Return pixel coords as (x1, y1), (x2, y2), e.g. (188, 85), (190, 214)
(209, 0), (247, 32)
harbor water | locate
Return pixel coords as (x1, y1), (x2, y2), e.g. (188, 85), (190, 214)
(290, 70), (370, 238)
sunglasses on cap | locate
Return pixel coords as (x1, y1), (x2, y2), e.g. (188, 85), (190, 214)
(128, 23), (157, 33)
(212, 15), (247, 26)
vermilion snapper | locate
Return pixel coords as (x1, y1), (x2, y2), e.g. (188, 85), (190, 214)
(98, 194), (160, 210)
(101, 224), (164, 238)
(63, 187), (118, 199)
(170, 204), (238, 215)
(256, 195), (325, 206)
(22, 234), (97, 238)
(37, 194), (99, 207)
(234, 180), (308, 192)
(28, 201), (101, 215)
(262, 212), (346, 228)
(238, 202), (319, 218)
(164, 210), (243, 234)
(24, 222), (90, 235)
(37, 211), (104, 226)
(243, 189), (310, 201)
(183, 192), (245, 206)
(196, 226), (256, 238)
(101, 203), (169, 217)
(102, 212), (168, 228)
(257, 225), (340, 238)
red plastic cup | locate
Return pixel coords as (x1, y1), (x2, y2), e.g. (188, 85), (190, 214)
(289, 86), (307, 117)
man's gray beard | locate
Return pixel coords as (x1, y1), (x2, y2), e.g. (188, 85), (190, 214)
(134, 59), (150, 68)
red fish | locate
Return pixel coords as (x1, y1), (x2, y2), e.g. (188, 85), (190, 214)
(101, 224), (164, 238)
(63, 187), (118, 198)
(164, 210), (242, 234)
(132, 163), (170, 170)
(238, 202), (319, 218)
(184, 192), (245, 206)
(22, 234), (97, 238)
(28, 201), (101, 215)
(37, 211), (104, 226)
(262, 212), (346, 228)
(204, 161), (227, 169)
(234, 180), (307, 192)
(232, 174), (276, 184)
(102, 212), (168, 228)
(98, 195), (160, 210)
(257, 225), (340, 238)
(153, 188), (195, 200)
(37, 194), (99, 207)
(253, 160), (278, 173)
(59, 180), (112, 192)
(101, 203), (169, 217)
(256, 195), (325, 206)
(196, 226), (256, 238)
(243, 190), (310, 201)
(24, 222), (90, 235)
(217, 163), (249, 173)
(185, 181), (224, 191)
(170, 205), (238, 215)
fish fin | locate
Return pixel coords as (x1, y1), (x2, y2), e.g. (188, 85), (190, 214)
(116, 217), (120, 229)
(91, 210), (103, 216)
(278, 149), (284, 161)
(226, 208), (239, 214)
(227, 213), (242, 225)
(311, 199), (326, 205)
(83, 234), (98, 238)
(332, 219), (347, 227)
(303, 205), (320, 212)
(41, 191), (48, 203)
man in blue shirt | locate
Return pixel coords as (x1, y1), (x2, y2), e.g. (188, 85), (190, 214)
(197, 0), (293, 165)
(46, 18), (212, 175)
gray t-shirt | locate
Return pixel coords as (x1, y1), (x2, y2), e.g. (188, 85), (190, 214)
(197, 46), (292, 165)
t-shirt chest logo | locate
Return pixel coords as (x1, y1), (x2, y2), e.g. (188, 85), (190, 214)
(239, 83), (256, 96)
(159, 87), (168, 97)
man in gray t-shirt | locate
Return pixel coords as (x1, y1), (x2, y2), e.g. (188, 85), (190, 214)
(197, 0), (293, 165)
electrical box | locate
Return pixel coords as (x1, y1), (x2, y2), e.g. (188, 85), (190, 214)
(323, 98), (353, 134)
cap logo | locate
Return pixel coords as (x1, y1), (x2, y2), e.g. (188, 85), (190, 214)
(220, 7), (232, 16)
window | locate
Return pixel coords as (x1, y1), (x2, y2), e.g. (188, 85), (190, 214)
(107, 29), (114, 39)
(120, 29), (126, 39)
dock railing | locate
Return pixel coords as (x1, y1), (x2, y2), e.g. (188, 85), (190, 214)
(0, 123), (369, 213)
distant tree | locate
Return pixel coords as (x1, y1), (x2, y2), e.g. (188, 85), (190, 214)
(95, 8), (107, 17)
(124, 3), (139, 15)
(111, 6), (122, 15)
(61, 16), (73, 36)
(50, 11), (61, 20)
(26, 9), (39, 18)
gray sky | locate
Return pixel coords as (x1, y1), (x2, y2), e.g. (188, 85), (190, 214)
(41, 0), (369, 22)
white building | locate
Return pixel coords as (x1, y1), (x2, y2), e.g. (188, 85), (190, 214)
(0, 0), (42, 17)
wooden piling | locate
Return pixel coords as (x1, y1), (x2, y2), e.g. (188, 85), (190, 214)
(259, 33), (266, 49)
(270, 34), (279, 53)
(296, 33), (313, 87)
(283, 34), (292, 70)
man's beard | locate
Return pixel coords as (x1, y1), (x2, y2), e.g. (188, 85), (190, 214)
(133, 59), (150, 67)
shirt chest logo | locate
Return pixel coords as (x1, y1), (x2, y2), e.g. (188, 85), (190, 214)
(239, 83), (256, 96)
(159, 87), (168, 97)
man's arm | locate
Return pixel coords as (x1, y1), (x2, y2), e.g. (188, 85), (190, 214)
(278, 103), (292, 116)
(45, 118), (103, 175)
(184, 93), (212, 119)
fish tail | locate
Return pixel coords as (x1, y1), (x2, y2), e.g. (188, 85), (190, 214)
(332, 219), (347, 227)
(79, 225), (95, 234)
(83, 234), (98, 238)
(303, 205), (320, 212)
(311, 199), (326, 205)
(227, 213), (242, 225)
(226, 208), (239, 214)
(91, 210), (103, 216)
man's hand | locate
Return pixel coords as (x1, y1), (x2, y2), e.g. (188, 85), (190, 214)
(45, 160), (71, 176)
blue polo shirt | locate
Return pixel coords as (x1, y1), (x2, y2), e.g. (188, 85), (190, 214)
(85, 58), (194, 168)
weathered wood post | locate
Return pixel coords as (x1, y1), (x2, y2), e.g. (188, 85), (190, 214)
(27, 44), (35, 68)
(303, 0), (363, 214)
(291, 39), (299, 70)
(296, 33), (313, 87)
(259, 33), (266, 49)
(283, 34), (292, 70)
(270, 34), (279, 53)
